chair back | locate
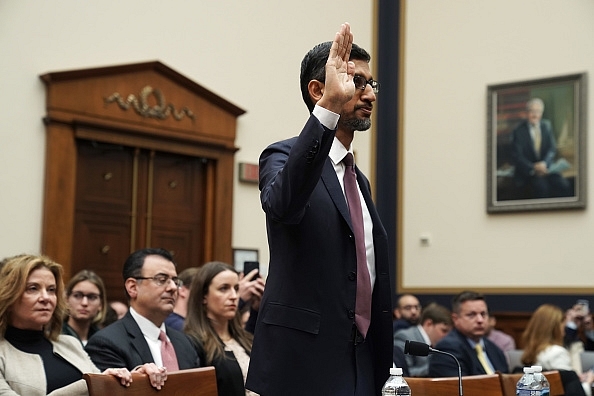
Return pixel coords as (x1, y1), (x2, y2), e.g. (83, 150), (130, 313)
(405, 374), (503, 396)
(499, 370), (564, 396)
(505, 349), (524, 372)
(581, 351), (594, 372)
(543, 370), (564, 396)
(84, 367), (217, 396)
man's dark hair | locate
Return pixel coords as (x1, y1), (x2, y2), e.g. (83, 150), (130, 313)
(451, 290), (486, 314)
(122, 247), (176, 281)
(299, 41), (371, 113)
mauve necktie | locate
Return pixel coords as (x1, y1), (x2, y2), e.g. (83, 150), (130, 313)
(159, 330), (179, 371)
(343, 153), (372, 337)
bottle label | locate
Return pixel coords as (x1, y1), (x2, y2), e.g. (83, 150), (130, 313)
(516, 391), (539, 396)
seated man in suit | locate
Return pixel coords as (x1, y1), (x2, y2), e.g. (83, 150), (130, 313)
(86, 248), (201, 375)
(429, 291), (508, 377)
(394, 302), (452, 377)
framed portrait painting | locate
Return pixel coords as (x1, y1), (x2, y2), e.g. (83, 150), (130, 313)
(487, 73), (587, 213)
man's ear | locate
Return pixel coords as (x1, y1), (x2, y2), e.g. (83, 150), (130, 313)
(179, 286), (190, 299)
(125, 278), (138, 300)
(307, 80), (325, 105)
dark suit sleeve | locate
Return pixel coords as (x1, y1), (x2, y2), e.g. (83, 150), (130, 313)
(541, 119), (557, 166)
(85, 331), (133, 371)
(428, 346), (465, 377)
(485, 340), (508, 373)
(259, 115), (335, 224)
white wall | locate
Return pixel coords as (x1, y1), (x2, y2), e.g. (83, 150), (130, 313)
(0, 1), (374, 274)
(402, 0), (594, 291)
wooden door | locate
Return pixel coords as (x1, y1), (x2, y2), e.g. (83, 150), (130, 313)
(40, 61), (245, 289)
(72, 139), (207, 302)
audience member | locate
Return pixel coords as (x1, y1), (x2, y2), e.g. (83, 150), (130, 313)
(429, 291), (508, 377)
(109, 300), (128, 320)
(62, 269), (107, 346)
(237, 268), (265, 333)
(246, 23), (393, 396)
(0, 254), (134, 395)
(394, 302), (452, 377)
(393, 293), (422, 333)
(393, 344), (410, 377)
(85, 248), (201, 386)
(164, 266), (200, 331)
(185, 261), (256, 396)
(522, 304), (593, 396)
(486, 314), (516, 353)
(565, 302), (594, 351)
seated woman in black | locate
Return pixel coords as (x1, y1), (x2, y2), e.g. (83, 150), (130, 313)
(185, 261), (258, 396)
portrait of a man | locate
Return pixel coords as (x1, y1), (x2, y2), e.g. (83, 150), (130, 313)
(487, 73), (586, 212)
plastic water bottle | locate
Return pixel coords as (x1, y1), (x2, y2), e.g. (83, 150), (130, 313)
(516, 366), (540, 396)
(531, 365), (550, 396)
(382, 367), (411, 395)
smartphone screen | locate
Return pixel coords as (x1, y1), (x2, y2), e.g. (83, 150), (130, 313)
(243, 261), (260, 278)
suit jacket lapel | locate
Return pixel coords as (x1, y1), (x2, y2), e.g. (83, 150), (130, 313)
(122, 314), (156, 364)
(321, 158), (352, 230)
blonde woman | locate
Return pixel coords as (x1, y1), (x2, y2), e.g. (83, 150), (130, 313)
(0, 254), (133, 395)
(522, 304), (594, 395)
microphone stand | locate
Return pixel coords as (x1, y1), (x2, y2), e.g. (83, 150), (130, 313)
(404, 340), (463, 396)
(428, 346), (463, 396)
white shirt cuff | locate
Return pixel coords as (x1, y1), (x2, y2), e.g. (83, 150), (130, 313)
(312, 105), (339, 130)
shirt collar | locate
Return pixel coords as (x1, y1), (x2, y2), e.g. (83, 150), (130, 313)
(129, 306), (167, 341)
(329, 137), (352, 166)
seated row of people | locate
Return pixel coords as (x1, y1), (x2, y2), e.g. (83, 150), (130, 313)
(0, 249), (265, 396)
(393, 291), (592, 395)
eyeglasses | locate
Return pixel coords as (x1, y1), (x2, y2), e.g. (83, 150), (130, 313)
(134, 274), (183, 288)
(70, 291), (101, 302)
(353, 75), (380, 94)
(401, 304), (421, 311)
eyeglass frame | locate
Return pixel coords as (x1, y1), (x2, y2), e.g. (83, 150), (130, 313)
(133, 274), (183, 288)
(353, 75), (380, 94)
(69, 291), (102, 302)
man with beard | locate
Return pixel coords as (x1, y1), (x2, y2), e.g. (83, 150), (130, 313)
(85, 248), (200, 386)
(393, 293), (422, 332)
(428, 291), (508, 377)
(246, 23), (392, 396)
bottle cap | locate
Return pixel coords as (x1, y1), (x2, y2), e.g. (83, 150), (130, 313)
(390, 367), (403, 375)
(531, 365), (543, 372)
(523, 367), (535, 373)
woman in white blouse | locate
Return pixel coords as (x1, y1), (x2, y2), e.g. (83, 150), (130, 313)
(522, 304), (594, 395)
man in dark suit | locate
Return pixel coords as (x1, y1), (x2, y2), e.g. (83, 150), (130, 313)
(245, 23), (393, 396)
(86, 248), (200, 384)
(512, 97), (570, 198)
(428, 291), (508, 377)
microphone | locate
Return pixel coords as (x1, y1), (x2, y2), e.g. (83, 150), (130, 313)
(404, 340), (463, 396)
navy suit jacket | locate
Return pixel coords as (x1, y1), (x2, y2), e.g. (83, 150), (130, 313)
(512, 119), (557, 185)
(246, 115), (393, 396)
(85, 311), (200, 371)
(428, 328), (508, 377)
